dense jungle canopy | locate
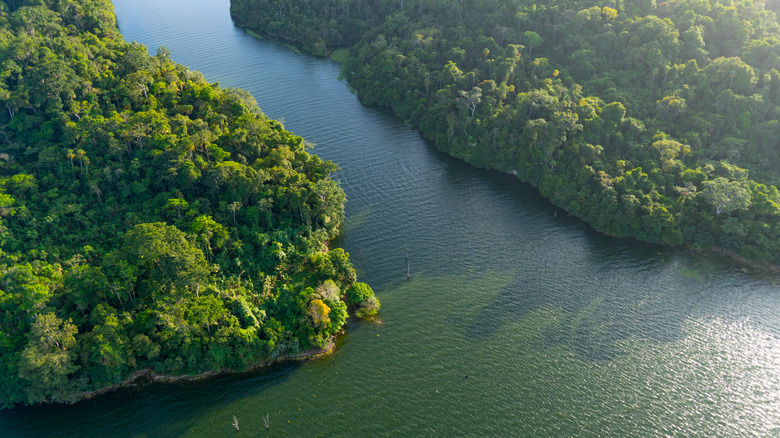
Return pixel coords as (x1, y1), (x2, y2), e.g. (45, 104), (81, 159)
(0, 0), (376, 408)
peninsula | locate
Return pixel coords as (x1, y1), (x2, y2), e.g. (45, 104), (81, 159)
(0, 0), (377, 408)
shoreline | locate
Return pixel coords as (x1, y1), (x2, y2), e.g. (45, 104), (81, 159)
(237, 25), (336, 57)
(77, 338), (337, 402)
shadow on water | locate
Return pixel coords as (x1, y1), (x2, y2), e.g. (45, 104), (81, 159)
(443, 158), (780, 360)
(0, 358), (308, 437)
(461, 253), (780, 363)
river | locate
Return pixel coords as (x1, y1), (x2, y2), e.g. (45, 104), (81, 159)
(2, 0), (780, 435)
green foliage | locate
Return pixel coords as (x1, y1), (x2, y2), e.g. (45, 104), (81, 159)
(330, 48), (351, 63)
(346, 282), (379, 318)
(231, 0), (780, 265)
(701, 177), (751, 216)
(0, 0), (376, 408)
(107, 223), (212, 295)
(17, 313), (82, 404)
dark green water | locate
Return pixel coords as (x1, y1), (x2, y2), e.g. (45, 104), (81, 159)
(2, 0), (780, 435)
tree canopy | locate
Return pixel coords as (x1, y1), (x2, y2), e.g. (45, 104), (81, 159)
(0, 0), (376, 408)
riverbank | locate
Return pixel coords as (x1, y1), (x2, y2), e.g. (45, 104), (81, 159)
(78, 339), (338, 403)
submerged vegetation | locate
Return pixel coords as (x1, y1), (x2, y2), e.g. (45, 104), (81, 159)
(231, 0), (780, 265)
(0, 0), (376, 408)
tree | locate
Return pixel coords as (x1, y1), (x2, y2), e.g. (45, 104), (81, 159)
(308, 299), (331, 327)
(229, 201), (242, 226)
(652, 139), (683, 171)
(315, 279), (340, 302)
(523, 31), (543, 57)
(27, 58), (81, 114)
(17, 313), (81, 404)
(165, 198), (189, 219)
(189, 215), (229, 260)
(187, 295), (226, 336)
(66, 149), (75, 168)
(458, 87), (481, 118)
(346, 282), (379, 318)
(83, 304), (131, 385)
(704, 57), (756, 95)
(109, 223), (212, 295)
(702, 177), (751, 216)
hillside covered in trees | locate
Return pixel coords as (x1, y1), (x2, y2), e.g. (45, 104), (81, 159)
(0, 0), (377, 408)
(231, 0), (780, 265)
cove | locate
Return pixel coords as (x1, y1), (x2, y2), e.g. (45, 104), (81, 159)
(1, 0), (780, 435)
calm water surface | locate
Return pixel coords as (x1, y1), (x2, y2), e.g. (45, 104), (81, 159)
(2, 0), (780, 435)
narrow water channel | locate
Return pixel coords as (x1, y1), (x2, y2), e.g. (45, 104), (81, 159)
(2, 0), (779, 435)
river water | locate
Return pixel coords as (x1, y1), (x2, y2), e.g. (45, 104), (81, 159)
(2, 0), (780, 435)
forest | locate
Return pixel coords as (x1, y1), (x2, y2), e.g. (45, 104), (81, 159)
(231, 0), (780, 265)
(0, 0), (377, 408)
